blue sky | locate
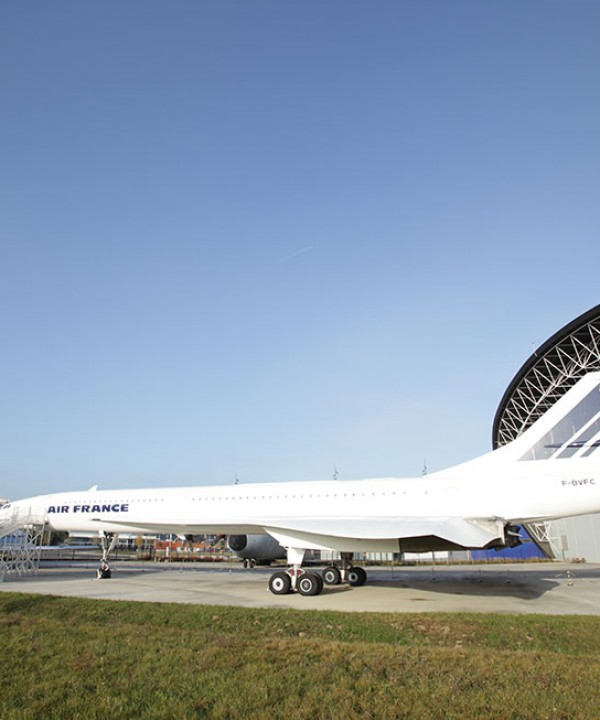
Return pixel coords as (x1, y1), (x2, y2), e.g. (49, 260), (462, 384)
(1, 2), (599, 498)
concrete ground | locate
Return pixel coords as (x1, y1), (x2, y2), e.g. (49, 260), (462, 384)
(2, 560), (600, 614)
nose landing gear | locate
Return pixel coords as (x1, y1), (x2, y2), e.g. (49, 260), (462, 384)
(96, 532), (118, 579)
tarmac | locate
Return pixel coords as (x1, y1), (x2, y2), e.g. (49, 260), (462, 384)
(2, 560), (600, 614)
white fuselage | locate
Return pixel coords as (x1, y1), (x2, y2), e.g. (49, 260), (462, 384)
(4, 371), (600, 555)
(3, 456), (599, 553)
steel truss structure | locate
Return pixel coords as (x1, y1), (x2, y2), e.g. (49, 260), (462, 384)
(492, 304), (600, 559)
(0, 506), (45, 581)
(493, 305), (600, 448)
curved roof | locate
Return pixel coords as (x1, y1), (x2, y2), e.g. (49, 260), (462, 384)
(493, 304), (600, 449)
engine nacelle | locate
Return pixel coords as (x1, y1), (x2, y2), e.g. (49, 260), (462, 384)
(227, 534), (285, 565)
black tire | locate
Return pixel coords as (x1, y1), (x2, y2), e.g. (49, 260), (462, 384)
(322, 566), (342, 585)
(297, 572), (324, 596)
(347, 566), (367, 587)
(269, 571), (292, 595)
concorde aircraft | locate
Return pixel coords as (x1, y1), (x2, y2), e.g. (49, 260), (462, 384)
(3, 372), (600, 596)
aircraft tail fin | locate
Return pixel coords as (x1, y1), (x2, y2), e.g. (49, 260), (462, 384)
(502, 371), (600, 462)
(433, 372), (600, 477)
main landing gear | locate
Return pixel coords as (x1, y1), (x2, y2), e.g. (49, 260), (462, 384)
(269, 569), (323, 596)
(96, 532), (118, 579)
(267, 550), (367, 596)
(322, 552), (367, 588)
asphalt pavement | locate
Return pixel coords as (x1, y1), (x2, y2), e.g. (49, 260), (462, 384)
(2, 561), (599, 614)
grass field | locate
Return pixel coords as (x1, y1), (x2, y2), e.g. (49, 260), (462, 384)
(2, 592), (600, 719)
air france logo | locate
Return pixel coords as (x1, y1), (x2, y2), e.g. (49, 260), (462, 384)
(46, 503), (129, 514)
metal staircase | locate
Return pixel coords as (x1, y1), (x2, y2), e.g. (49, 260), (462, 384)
(0, 506), (46, 581)
(523, 521), (563, 560)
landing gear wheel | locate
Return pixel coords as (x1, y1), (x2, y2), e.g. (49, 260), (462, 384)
(297, 572), (324, 596)
(322, 566), (342, 585)
(269, 571), (292, 595)
(347, 566), (367, 587)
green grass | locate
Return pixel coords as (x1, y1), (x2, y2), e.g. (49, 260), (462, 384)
(1, 593), (600, 719)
